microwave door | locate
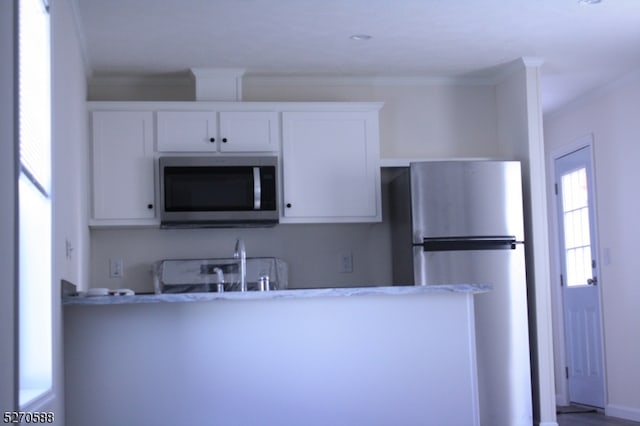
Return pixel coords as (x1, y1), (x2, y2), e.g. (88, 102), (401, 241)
(159, 156), (279, 227)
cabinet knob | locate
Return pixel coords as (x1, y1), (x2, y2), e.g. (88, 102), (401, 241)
(147, 204), (153, 210)
(286, 203), (292, 208)
(222, 138), (228, 143)
(209, 137), (215, 143)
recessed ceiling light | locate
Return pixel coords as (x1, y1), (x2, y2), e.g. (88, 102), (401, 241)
(350, 34), (372, 41)
(578, 0), (602, 4)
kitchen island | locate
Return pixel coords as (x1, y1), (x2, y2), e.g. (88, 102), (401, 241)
(64, 285), (488, 426)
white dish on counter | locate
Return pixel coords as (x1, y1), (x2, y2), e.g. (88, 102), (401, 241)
(81, 288), (135, 297)
(85, 288), (109, 297)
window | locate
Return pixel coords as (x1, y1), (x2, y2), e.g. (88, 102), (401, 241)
(560, 167), (593, 287)
(18, 0), (52, 406)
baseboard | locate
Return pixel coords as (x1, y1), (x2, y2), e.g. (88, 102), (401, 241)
(537, 422), (559, 426)
(606, 404), (640, 422)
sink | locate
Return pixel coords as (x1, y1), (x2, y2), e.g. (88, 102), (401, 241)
(153, 257), (288, 294)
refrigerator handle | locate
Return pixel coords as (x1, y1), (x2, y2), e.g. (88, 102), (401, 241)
(420, 236), (519, 252)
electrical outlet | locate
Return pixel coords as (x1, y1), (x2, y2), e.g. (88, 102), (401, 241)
(109, 258), (124, 278)
(339, 252), (353, 273)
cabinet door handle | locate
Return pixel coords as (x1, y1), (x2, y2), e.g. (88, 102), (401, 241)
(147, 204), (153, 209)
(222, 138), (228, 143)
(286, 203), (292, 208)
(209, 137), (215, 143)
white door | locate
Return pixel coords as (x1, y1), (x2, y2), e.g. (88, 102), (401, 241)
(555, 144), (605, 407)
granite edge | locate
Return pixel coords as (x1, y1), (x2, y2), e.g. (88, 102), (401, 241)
(62, 284), (492, 306)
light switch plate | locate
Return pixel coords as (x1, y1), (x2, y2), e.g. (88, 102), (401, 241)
(109, 258), (124, 278)
(339, 252), (353, 273)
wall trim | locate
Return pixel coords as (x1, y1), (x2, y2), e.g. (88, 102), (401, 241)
(523, 59), (558, 426)
(244, 74), (498, 87)
(88, 73), (193, 88)
(86, 57), (549, 91)
(88, 72), (502, 90)
(0, 0), (18, 413)
(606, 404), (640, 422)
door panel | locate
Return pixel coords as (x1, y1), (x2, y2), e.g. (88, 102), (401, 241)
(555, 144), (605, 407)
(566, 288), (604, 403)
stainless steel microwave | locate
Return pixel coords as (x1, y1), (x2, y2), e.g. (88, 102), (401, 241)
(159, 156), (279, 227)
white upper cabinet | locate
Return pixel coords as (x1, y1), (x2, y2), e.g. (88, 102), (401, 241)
(156, 111), (217, 152)
(88, 101), (382, 227)
(219, 111), (279, 152)
(157, 110), (279, 152)
(91, 110), (157, 226)
(281, 111), (381, 223)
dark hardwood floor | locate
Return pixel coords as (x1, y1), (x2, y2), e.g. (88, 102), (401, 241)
(557, 411), (640, 426)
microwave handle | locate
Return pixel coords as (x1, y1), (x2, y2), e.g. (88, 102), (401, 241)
(253, 167), (261, 210)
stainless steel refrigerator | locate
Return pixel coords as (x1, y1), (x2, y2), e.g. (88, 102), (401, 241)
(389, 160), (533, 426)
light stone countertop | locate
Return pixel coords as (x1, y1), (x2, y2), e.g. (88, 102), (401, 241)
(62, 284), (492, 306)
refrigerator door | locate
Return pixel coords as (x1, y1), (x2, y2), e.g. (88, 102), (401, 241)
(409, 161), (524, 244)
(412, 244), (533, 425)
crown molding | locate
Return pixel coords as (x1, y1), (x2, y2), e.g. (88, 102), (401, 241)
(87, 57), (547, 90)
(243, 74), (497, 87)
(87, 73), (498, 90)
(88, 73), (193, 87)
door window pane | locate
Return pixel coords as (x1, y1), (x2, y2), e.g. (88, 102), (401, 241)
(561, 167), (592, 287)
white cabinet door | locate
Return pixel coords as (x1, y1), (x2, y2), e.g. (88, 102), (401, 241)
(157, 110), (278, 152)
(156, 111), (218, 152)
(91, 111), (156, 225)
(219, 111), (279, 152)
(281, 111), (381, 223)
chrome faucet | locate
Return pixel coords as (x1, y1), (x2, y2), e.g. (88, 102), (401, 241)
(234, 238), (247, 292)
(213, 267), (225, 293)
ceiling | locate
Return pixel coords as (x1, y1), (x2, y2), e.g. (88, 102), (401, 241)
(74, 0), (640, 113)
